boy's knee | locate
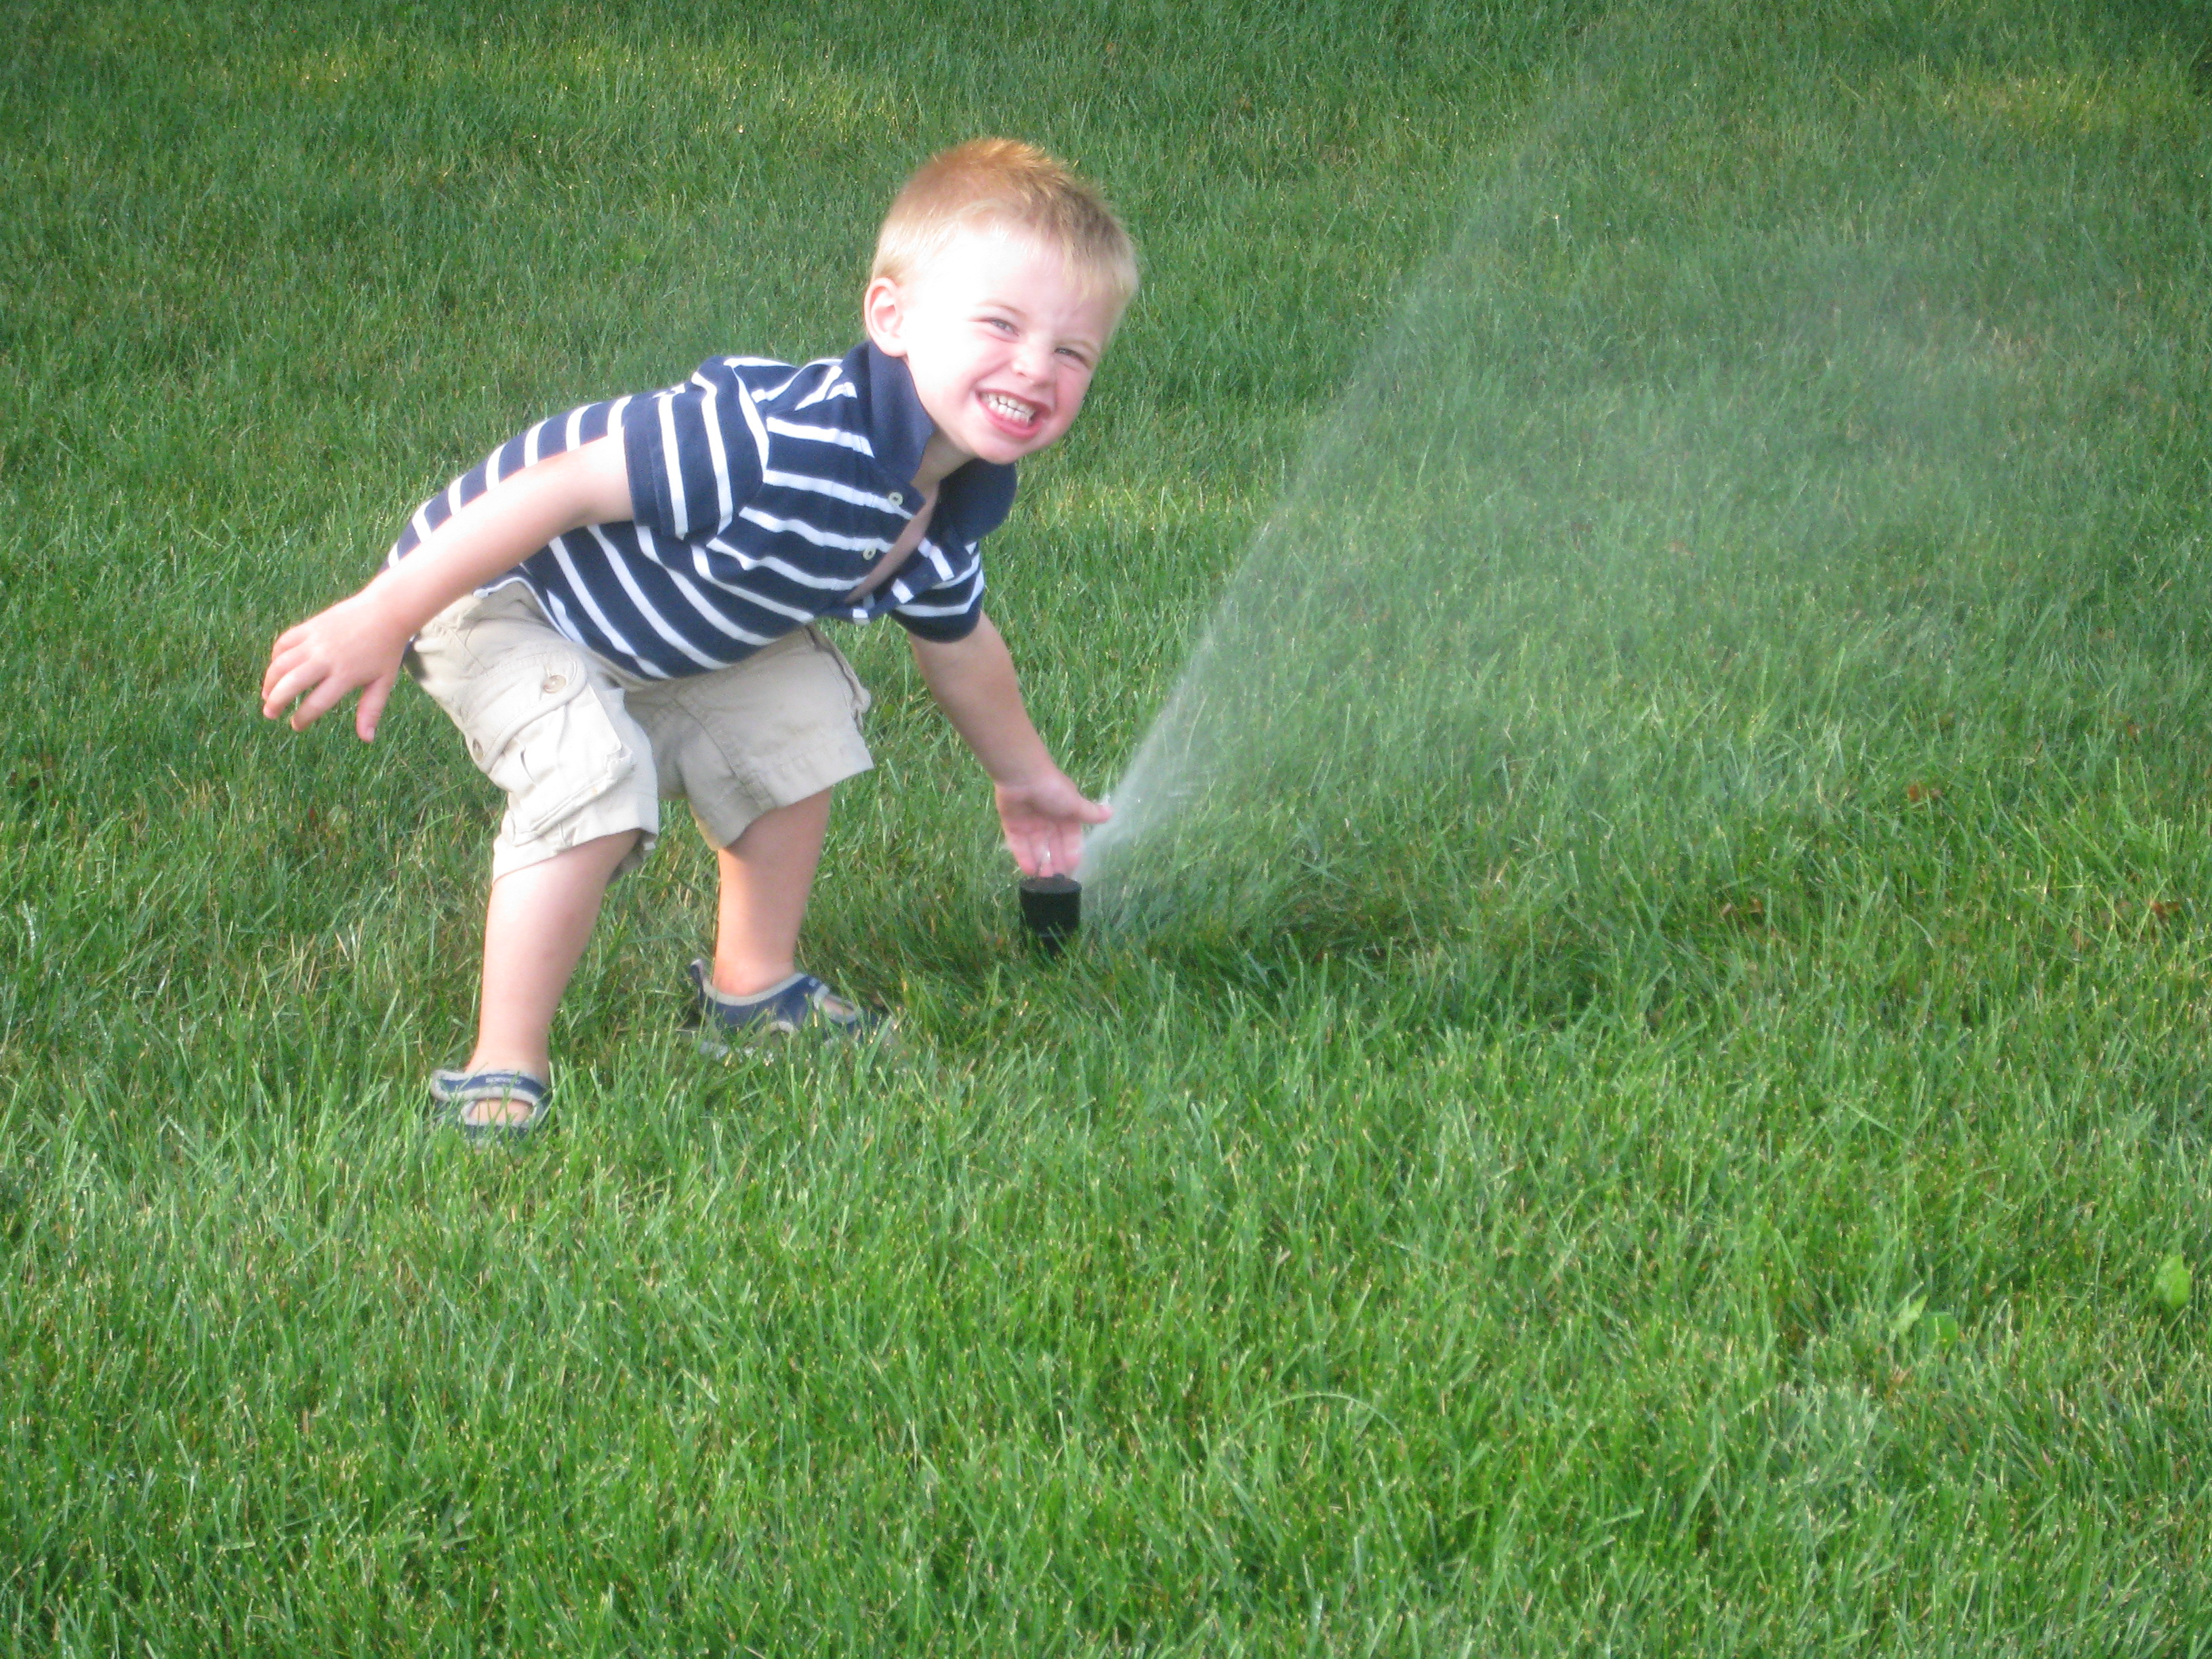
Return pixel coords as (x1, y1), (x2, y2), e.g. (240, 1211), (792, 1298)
(490, 803), (656, 884)
(489, 826), (642, 888)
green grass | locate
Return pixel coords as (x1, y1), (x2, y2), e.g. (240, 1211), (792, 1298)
(4, 0), (2212, 1652)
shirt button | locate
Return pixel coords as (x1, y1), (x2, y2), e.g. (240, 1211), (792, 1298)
(888, 491), (904, 507)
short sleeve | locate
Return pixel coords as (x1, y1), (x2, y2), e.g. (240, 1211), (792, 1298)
(621, 359), (767, 542)
(890, 558), (986, 643)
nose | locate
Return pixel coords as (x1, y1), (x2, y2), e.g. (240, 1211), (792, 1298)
(1011, 337), (1052, 384)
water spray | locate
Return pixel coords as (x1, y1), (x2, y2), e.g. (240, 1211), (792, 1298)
(1071, 7), (2117, 956)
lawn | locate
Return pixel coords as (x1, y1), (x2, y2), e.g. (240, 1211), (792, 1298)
(3, 0), (2210, 1652)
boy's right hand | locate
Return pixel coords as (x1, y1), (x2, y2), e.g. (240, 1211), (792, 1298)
(261, 588), (415, 741)
(260, 435), (636, 742)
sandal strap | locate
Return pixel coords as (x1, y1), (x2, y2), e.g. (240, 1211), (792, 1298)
(431, 1067), (549, 1104)
(689, 961), (873, 1035)
(430, 1068), (552, 1141)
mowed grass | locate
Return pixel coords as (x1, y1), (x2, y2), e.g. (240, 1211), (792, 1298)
(3, 0), (2211, 1652)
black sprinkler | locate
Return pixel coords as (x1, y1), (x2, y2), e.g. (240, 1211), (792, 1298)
(1018, 875), (1081, 956)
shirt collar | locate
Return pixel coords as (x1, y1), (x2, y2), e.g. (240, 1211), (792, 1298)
(850, 342), (1017, 543)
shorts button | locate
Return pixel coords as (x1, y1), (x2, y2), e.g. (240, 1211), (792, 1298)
(542, 673), (567, 693)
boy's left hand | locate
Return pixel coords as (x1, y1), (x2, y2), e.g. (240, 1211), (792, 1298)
(994, 772), (1110, 880)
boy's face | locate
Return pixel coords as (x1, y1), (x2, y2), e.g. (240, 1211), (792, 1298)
(863, 226), (1122, 480)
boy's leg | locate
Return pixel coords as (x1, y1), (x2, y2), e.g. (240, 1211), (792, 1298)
(709, 788), (831, 997)
(406, 586), (663, 1126)
(466, 830), (641, 1101)
(631, 626), (872, 1001)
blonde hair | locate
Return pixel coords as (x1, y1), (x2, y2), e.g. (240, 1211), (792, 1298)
(872, 138), (1138, 313)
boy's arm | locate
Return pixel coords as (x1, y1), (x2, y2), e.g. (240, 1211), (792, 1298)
(906, 617), (1109, 880)
(260, 434), (634, 741)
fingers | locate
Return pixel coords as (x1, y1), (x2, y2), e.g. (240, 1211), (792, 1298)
(266, 628), (309, 699)
(1049, 783), (1109, 826)
(289, 676), (348, 733)
(261, 653), (354, 735)
(1035, 832), (1067, 880)
(994, 775), (1105, 876)
(263, 652), (338, 727)
(261, 659), (319, 723)
(262, 625), (333, 719)
(1006, 818), (1086, 879)
(1050, 819), (1085, 878)
(262, 636), (305, 708)
(261, 602), (404, 740)
(354, 665), (400, 742)
(262, 615), (332, 697)
(1006, 823), (1051, 879)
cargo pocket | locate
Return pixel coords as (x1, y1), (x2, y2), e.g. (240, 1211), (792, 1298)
(455, 653), (634, 839)
(805, 625), (873, 717)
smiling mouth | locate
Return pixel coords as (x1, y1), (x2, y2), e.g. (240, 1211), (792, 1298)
(982, 391), (1040, 428)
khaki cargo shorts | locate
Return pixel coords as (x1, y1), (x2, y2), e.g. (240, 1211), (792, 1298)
(405, 582), (873, 881)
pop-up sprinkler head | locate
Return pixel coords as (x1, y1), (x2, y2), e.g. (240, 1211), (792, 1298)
(1018, 875), (1081, 956)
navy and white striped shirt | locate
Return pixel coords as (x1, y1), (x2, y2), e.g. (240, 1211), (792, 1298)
(387, 343), (1010, 680)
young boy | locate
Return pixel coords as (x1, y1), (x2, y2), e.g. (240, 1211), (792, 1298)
(261, 139), (1133, 1136)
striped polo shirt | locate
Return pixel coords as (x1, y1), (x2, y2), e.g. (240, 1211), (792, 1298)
(386, 342), (1010, 680)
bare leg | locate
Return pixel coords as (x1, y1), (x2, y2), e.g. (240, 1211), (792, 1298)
(711, 789), (832, 997)
(459, 830), (639, 1124)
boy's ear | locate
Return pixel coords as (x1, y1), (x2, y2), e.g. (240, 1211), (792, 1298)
(862, 275), (908, 358)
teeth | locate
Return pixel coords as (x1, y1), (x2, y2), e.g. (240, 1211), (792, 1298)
(984, 393), (1035, 423)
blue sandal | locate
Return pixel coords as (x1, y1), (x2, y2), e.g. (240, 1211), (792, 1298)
(688, 960), (890, 1054)
(429, 1068), (552, 1141)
